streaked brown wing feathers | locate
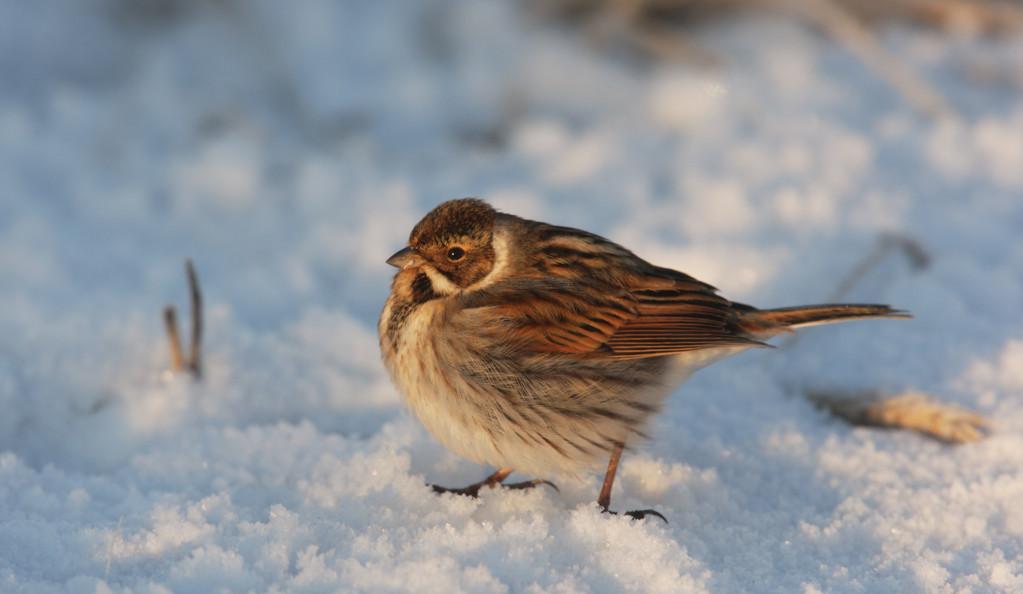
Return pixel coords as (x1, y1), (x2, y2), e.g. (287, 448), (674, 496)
(459, 273), (762, 359)
(605, 287), (763, 357)
(460, 278), (635, 354)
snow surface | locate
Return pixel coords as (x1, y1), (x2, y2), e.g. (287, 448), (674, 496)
(2, 1), (1023, 592)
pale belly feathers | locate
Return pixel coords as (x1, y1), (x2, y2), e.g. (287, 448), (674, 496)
(380, 297), (752, 478)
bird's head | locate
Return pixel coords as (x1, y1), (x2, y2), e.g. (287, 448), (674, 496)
(387, 198), (498, 293)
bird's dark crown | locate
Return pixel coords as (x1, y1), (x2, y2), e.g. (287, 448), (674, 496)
(409, 198), (496, 248)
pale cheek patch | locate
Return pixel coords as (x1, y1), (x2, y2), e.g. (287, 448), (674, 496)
(465, 227), (511, 291)
(421, 266), (460, 295)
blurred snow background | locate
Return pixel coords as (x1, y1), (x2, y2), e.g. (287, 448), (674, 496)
(1, 0), (1022, 592)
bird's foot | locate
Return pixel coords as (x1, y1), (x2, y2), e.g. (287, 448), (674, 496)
(431, 482), (486, 497)
(503, 479), (560, 493)
(431, 478), (558, 498)
(600, 505), (668, 523)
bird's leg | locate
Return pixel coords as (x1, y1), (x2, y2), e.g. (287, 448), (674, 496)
(431, 467), (557, 497)
(598, 443), (667, 522)
(596, 443), (623, 510)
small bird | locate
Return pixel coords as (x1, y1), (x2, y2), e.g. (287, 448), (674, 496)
(379, 198), (908, 520)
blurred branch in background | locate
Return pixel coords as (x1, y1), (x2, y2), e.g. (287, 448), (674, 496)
(108, 0), (234, 27)
(528, 0), (1023, 118)
(781, 232), (930, 350)
(530, 0), (1023, 41)
(827, 232), (930, 303)
(778, 0), (955, 119)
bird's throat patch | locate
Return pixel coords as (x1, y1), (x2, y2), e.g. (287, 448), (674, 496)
(412, 272), (437, 304)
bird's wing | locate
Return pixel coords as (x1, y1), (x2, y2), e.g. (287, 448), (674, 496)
(604, 282), (766, 358)
(457, 271), (764, 360)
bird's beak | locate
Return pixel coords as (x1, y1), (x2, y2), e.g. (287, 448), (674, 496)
(386, 246), (416, 269)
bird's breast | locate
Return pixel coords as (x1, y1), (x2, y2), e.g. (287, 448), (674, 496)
(380, 297), (497, 462)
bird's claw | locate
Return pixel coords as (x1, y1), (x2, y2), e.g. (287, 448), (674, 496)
(430, 483), (483, 497)
(601, 506), (668, 523)
(624, 508), (668, 523)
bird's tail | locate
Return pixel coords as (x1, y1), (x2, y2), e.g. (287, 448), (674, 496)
(736, 304), (911, 338)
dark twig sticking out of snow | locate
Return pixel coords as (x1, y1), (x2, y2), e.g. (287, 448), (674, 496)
(163, 306), (185, 372)
(186, 259), (203, 379)
(164, 259), (203, 380)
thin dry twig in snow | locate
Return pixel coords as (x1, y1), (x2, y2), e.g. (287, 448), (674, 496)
(186, 259), (203, 379)
(163, 259), (204, 380)
(163, 306), (185, 372)
(806, 389), (990, 444)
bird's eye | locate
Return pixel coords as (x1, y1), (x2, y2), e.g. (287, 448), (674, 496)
(447, 247), (466, 261)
